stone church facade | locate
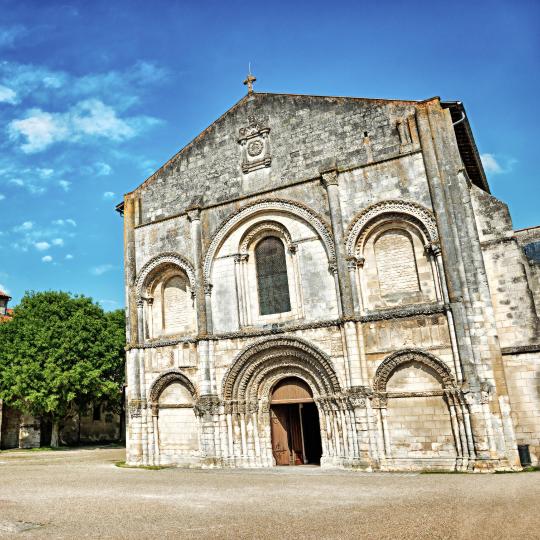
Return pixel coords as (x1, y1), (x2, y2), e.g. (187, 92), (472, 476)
(119, 87), (540, 471)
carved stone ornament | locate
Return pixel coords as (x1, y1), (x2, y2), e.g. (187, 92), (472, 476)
(396, 115), (420, 154)
(238, 115), (271, 173)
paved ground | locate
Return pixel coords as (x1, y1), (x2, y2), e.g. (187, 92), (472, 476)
(0, 447), (539, 539)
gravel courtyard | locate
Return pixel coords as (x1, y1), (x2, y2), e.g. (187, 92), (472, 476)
(0, 447), (538, 539)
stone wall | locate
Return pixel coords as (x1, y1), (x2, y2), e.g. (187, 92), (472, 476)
(503, 351), (540, 465)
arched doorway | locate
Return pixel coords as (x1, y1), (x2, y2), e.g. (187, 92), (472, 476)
(270, 377), (322, 466)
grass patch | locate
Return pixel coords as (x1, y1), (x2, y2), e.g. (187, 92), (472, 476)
(114, 460), (172, 470)
(0, 446), (71, 453)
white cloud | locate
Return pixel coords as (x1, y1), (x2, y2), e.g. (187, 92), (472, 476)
(65, 254), (73, 260)
(481, 153), (503, 174)
(0, 163), (68, 196)
(58, 180), (71, 191)
(0, 61), (66, 103)
(0, 193), (5, 201)
(8, 109), (70, 153)
(0, 283), (9, 294)
(0, 60), (169, 111)
(95, 162), (112, 176)
(103, 191), (115, 199)
(14, 221), (33, 232)
(91, 264), (115, 276)
(481, 153), (517, 175)
(52, 218), (77, 227)
(34, 241), (51, 251)
(0, 25), (27, 48)
(11, 219), (76, 253)
(0, 84), (17, 104)
(8, 99), (160, 153)
(41, 255), (53, 263)
(36, 168), (54, 178)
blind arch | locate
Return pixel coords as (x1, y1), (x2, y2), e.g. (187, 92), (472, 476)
(162, 274), (190, 332)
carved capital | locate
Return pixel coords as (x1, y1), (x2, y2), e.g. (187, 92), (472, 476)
(128, 399), (146, 418)
(204, 282), (213, 296)
(321, 169), (338, 187)
(288, 242), (298, 255)
(234, 253), (249, 264)
(347, 256), (358, 270)
(371, 394), (388, 409)
(194, 395), (221, 417)
(328, 259), (338, 274)
(348, 385), (372, 408)
(424, 241), (442, 257)
(187, 207), (201, 222)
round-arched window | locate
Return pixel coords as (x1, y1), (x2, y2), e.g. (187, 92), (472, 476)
(255, 236), (291, 315)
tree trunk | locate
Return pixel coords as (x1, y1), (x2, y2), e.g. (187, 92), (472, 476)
(50, 420), (60, 447)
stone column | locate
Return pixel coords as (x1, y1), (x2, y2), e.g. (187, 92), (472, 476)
(320, 168), (354, 317)
(347, 256), (361, 314)
(187, 207), (208, 335)
(204, 284), (213, 334)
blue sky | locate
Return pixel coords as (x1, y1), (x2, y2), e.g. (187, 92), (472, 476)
(0, 0), (538, 309)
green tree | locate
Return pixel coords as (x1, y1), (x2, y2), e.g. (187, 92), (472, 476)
(0, 291), (125, 446)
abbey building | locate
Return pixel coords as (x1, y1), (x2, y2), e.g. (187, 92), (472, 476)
(119, 84), (540, 471)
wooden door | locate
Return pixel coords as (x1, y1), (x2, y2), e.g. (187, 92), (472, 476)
(271, 406), (290, 465)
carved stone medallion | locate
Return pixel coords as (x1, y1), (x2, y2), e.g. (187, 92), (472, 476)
(238, 115), (271, 173)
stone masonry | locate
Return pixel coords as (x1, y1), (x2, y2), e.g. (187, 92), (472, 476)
(119, 86), (540, 471)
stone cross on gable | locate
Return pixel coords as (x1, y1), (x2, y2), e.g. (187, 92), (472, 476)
(243, 71), (256, 94)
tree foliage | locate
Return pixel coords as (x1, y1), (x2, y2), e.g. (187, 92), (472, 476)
(0, 291), (125, 428)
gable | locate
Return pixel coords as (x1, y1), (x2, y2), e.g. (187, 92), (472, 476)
(131, 93), (419, 224)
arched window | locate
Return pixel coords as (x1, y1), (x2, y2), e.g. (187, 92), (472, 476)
(255, 236), (291, 315)
(162, 275), (190, 332)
